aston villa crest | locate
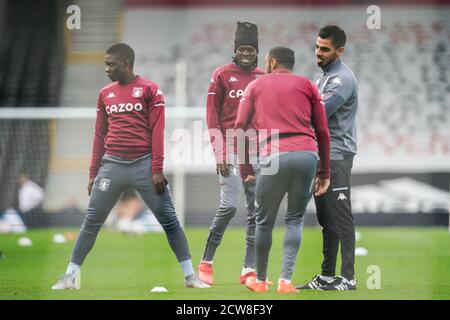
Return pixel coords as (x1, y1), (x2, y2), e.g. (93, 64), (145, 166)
(98, 178), (110, 191)
(132, 87), (143, 98)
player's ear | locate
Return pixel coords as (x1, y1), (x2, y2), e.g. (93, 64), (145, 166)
(337, 47), (345, 57)
(271, 57), (277, 70)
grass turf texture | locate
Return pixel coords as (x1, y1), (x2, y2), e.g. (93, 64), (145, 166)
(0, 227), (449, 300)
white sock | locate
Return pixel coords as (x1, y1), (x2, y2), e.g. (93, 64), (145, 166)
(180, 259), (195, 277)
(279, 278), (291, 284)
(319, 275), (334, 282)
(241, 267), (255, 276)
(66, 262), (80, 275)
(201, 260), (213, 264)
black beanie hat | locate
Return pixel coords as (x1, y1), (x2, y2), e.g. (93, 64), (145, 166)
(234, 21), (258, 53)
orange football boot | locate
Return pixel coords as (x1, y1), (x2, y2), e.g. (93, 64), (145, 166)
(277, 279), (299, 294)
(245, 276), (269, 293)
(197, 261), (213, 285)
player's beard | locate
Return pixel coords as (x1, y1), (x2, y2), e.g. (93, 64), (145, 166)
(235, 53), (257, 71)
(317, 52), (338, 68)
(238, 60), (255, 71)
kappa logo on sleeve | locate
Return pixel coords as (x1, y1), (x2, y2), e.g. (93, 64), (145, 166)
(98, 178), (111, 191)
(332, 77), (342, 86)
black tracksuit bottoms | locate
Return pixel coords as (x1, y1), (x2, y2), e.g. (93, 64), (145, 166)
(314, 153), (355, 281)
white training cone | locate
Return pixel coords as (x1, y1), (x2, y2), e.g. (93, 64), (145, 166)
(18, 237), (32, 247)
(355, 247), (368, 256)
(53, 234), (66, 244)
(151, 287), (168, 292)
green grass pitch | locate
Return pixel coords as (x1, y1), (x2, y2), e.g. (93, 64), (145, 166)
(1, 227), (449, 300)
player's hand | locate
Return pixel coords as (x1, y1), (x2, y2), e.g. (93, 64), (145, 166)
(87, 178), (95, 196)
(314, 177), (330, 196)
(152, 172), (168, 195)
(216, 162), (231, 177)
(244, 174), (256, 184)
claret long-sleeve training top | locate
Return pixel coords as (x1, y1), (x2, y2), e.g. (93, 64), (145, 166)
(235, 71), (331, 179)
(90, 76), (165, 179)
(206, 63), (265, 164)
